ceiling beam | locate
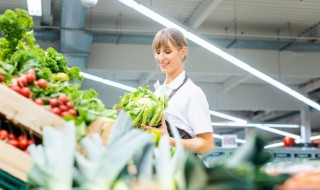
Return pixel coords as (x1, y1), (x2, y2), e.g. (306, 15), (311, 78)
(186, 0), (223, 29)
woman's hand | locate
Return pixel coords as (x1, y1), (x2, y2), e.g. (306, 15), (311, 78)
(141, 115), (168, 135)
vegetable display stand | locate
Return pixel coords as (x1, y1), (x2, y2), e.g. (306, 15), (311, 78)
(0, 141), (33, 183)
(0, 84), (66, 137)
(0, 170), (28, 190)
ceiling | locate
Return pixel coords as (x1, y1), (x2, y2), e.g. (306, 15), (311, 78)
(1, 0), (320, 144)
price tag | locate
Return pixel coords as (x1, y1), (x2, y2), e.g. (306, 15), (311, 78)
(222, 135), (237, 148)
(274, 153), (291, 158)
(294, 153), (311, 158)
(212, 152), (225, 157)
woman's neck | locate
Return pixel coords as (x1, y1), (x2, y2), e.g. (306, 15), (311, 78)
(165, 68), (184, 84)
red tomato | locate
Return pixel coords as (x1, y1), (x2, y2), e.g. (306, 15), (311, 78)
(9, 84), (21, 93)
(34, 98), (44, 105)
(66, 102), (73, 109)
(18, 138), (29, 150)
(68, 109), (77, 116)
(61, 111), (71, 117)
(18, 75), (28, 87)
(59, 105), (68, 112)
(283, 136), (295, 147)
(50, 99), (59, 107)
(26, 72), (36, 84)
(0, 74), (3, 83)
(27, 69), (35, 75)
(58, 94), (68, 105)
(20, 87), (31, 98)
(17, 135), (26, 141)
(50, 107), (61, 115)
(37, 79), (48, 88)
(0, 129), (9, 140)
(8, 139), (19, 147)
(8, 133), (15, 140)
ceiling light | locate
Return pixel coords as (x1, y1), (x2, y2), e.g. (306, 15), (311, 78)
(264, 142), (284, 149)
(310, 135), (320, 140)
(211, 122), (300, 128)
(27, 0), (42, 16)
(117, 0), (320, 112)
(255, 124), (300, 139)
(209, 111), (247, 123)
(80, 72), (137, 92)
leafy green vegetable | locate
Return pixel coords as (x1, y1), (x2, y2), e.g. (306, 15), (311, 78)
(114, 86), (168, 127)
(0, 9), (82, 81)
(28, 122), (76, 190)
(75, 111), (155, 189)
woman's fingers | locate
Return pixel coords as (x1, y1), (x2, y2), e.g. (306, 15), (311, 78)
(141, 124), (156, 131)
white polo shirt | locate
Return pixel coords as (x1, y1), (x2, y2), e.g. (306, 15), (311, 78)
(154, 71), (213, 138)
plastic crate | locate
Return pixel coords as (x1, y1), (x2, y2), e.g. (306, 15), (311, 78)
(0, 170), (28, 190)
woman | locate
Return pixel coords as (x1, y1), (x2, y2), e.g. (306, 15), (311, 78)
(142, 28), (214, 154)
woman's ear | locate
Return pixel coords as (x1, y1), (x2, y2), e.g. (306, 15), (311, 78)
(180, 46), (187, 60)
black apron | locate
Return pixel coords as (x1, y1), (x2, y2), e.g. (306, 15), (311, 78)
(165, 75), (192, 139)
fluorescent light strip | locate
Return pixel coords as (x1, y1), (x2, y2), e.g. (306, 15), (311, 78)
(209, 111), (247, 123)
(255, 124), (300, 139)
(211, 122), (300, 128)
(117, 0), (320, 112)
(80, 72), (137, 92)
(213, 134), (245, 144)
(310, 135), (320, 140)
(264, 142), (284, 149)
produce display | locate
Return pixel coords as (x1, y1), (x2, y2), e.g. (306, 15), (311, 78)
(0, 9), (116, 139)
(1, 8), (319, 190)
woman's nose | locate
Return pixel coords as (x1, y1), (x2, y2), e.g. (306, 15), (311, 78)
(159, 52), (165, 60)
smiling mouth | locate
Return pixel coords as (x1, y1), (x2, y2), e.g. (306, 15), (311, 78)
(160, 63), (169, 67)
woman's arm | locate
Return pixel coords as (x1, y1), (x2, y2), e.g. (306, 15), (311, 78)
(169, 132), (214, 154)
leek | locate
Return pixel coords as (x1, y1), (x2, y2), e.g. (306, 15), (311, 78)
(27, 121), (76, 190)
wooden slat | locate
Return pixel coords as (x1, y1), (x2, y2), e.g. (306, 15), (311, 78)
(0, 141), (33, 182)
(0, 84), (65, 137)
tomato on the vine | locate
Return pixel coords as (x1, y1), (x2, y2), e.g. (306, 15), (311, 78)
(283, 136), (294, 147)
(0, 129), (8, 140)
(20, 87), (31, 98)
(34, 98), (44, 105)
(0, 74), (3, 83)
(26, 71), (36, 84)
(58, 94), (68, 105)
(37, 79), (48, 88)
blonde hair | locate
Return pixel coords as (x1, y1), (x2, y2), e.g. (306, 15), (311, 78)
(152, 28), (187, 61)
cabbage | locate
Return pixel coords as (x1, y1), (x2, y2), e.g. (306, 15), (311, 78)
(114, 87), (168, 127)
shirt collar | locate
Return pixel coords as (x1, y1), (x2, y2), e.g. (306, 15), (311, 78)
(163, 71), (186, 90)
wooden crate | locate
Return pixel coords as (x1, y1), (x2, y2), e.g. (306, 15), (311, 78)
(0, 84), (65, 137)
(0, 141), (33, 182)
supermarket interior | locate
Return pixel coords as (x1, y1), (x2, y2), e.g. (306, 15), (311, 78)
(0, 0), (320, 189)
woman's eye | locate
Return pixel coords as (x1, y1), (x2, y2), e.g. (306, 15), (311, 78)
(165, 50), (171, 54)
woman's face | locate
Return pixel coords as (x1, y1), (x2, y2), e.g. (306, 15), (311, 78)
(154, 40), (186, 75)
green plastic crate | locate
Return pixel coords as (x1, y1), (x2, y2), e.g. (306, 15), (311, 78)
(0, 170), (28, 190)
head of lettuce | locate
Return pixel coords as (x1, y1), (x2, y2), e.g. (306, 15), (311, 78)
(113, 87), (168, 128)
